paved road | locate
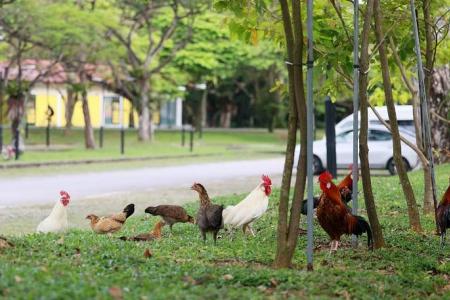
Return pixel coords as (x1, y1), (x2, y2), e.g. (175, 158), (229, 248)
(0, 158), (285, 207)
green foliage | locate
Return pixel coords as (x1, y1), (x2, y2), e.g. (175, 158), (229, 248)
(0, 164), (449, 298)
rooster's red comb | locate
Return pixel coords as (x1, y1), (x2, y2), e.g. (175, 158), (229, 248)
(318, 171), (333, 183)
(60, 190), (70, 198)
(261, 175), (272, 185)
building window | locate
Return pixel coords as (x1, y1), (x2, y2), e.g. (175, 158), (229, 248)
(26, 94), (36, 125)
(104, 96), (120, 125)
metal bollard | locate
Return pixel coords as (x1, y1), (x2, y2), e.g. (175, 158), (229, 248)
(46, 123), (50, 147)
(0, 125), (3, 152)
(120, 128), (125, 155)
(181, 126), (185, 147)
(14, 128), (20, 160)
(99, 126), (104, 148)
(25, 123), (29, 139)
(189, 128), (194, 152)
(325, 98), (337, 178)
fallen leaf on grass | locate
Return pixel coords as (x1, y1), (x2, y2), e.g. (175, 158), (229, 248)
(269, 278), (278, 287)
(14, 276), (22, 283)
(222, 274), (233, 281)
(144, 249), (152, 258)
(109, 286), (123, 300)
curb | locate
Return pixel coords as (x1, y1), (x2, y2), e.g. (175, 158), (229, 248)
(0, 153), (219, 169)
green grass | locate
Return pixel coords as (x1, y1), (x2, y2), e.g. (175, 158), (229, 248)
(1, 127), (286, 164)
(1, 164), (449, 299)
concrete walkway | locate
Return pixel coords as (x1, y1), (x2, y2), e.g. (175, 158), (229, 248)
(0, 158), (285, 234)
(0, 158), (284, 207)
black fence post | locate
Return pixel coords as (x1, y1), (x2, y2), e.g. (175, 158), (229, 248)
(181, 126), (185, 147)
(325, 97), (337, 177)
(120, 127), (125, 155)
(99, 126), (104, 148)
(14, 127), (20, 160)
(0, 125), (3, 153)
(25, 122), (29, 139)
(46, 122), (50, 147)
(189, 128), (194, 152)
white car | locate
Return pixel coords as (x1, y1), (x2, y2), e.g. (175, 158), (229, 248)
(335, 105), (416, 135)
(295, 125), (420, 175)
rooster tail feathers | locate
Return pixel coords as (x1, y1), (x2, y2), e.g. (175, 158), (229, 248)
(123, 204), (135, 218)
(353, 216), (373, 250)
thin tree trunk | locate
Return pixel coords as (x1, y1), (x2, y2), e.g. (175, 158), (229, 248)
(267, 65), (278, 133)
(358, 0), (384, 249)
(388, 37), (434, 214)
(138, 79), (151, 141)
(274, 0), (297, 269)
(373, 0), (422, 232)
(64, 89), (76, 136)
(129, 100), (135, 128)
(81, 89), (96, 149)
(287, 0), (307, 264)
(429, 66), (450, 163)
(273, 0), (306, 269)
(422, 0), (434, 97)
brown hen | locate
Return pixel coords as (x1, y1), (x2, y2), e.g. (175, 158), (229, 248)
(144, 205), (194, 232)
(119, 221), (164, 241)
(86, 204), (134, 234)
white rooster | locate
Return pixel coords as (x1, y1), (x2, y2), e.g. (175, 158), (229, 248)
(222, 175), (272, 236)
(37, 191), (70, 233)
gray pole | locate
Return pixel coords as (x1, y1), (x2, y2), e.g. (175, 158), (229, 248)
(409, 0), (438, 226)
(306, 0), (315, 272)
(351, 0), (360, 248)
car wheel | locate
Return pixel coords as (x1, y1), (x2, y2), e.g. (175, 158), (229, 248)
(387, 157), (411, 175)
(313, 156), (324, 175)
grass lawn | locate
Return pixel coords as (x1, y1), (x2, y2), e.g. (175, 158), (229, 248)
(1, 127), (287, 164)
(0, 164), (449, 299)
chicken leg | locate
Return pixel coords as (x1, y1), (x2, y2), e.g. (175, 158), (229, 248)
(330, 240), (339, 252)
(242, 223), (256, 237)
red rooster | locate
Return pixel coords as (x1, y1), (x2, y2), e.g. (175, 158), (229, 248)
(317, 171), (373, 251)
(437, 183), (450, 247)
(301, 170), (353, 215)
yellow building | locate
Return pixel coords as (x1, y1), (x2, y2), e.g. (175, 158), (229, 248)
(1, 60), (182, 129)
(27, 83), (141, 128)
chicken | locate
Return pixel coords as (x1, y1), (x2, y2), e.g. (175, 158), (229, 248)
(437, 182), (450, 247)
(301, 171), (353, 215)
(119, 220), (164, 242)
(144, 205), (194, 232)
(86, 204), (134, 234)
(191, 183), (224, 244)
(37, 190), (70, 233)
(317, 171), (373, 251)
(0, 237), (14, 249)
(222, 175), (272, 236)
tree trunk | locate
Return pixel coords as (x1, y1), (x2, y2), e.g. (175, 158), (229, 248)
(373, 0), (422, 232)
(138, 79), (152, 141)
(273, 0), (306, 269)
(421, 0), (440, 214)
(64, 89), (76, 136)
(422, 0), (434, 98)
(267, 65), (279, 133)
(81, 89), (96, 149)
(129, 100), (135, 128)
(429, 65), (450, 163)
(358, 0), (385, 249)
